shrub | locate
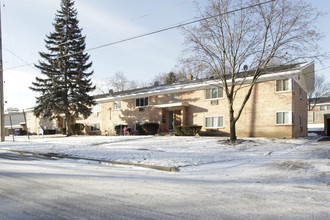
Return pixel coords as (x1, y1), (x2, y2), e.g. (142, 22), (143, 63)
(175, 125), (202, 136)
(174, 126), (184, 136)
(43, 129), (57, 135)
(141, 123), (159, 135)
(114, 125), (127, 135)
(60, 128), (66, 134)
(70, 123), (85, 135)
(135, 123), (145, 135)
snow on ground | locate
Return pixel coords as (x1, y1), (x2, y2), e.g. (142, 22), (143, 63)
(0, 135), (315, 168)
(308, 123), (324, 131)
(1, 135), (329, 187)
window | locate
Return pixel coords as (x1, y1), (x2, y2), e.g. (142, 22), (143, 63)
(299, 115), (303, 126)
(275, 79), (293, 92)
(205, 116), (224, 128)
(114, 101), (121, 110)
(90, 123), (100, 132)
(299, 88), (303, 100)
(276, 111), (293, 125)
(92, 104), (100, 116)
(136, 97), (148, 107)
(320, 105), (330, 111)
(171, 94), (179, 101)
(205, 87), (223, 100)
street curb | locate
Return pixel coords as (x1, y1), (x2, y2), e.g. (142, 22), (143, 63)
(7, 150), (180, 172)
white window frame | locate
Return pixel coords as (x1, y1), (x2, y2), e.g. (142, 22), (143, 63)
(275, 78), (294, 92)
(135, 97), (149, 107)
(205, 116), (224, 128)
(205, 87), (224, 100)
(92, 104), (101, 116)
(113, 101), (121, 110)
(275, 111), (294, 125)
(171, 93), (179, 101)
(320, 105), (330, 111)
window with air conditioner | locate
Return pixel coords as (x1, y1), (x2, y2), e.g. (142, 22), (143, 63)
(205, 87), (224, 100)
(113, 101), (121, 110)
(136, 97), (148, 107)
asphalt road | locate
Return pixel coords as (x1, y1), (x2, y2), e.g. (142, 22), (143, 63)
(0, 152), (215, 220)
(0, 151), (329, 220)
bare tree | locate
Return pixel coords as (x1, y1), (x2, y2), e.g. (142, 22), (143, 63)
(175, 57), (210, 80)
(93, 79), (111, 94)
(110, 72), (131, 92)
(94, 72), (148, 94)
(152, 73), (168, 85)
(308, 74), (330, 111)
(182, 0), (323, 142)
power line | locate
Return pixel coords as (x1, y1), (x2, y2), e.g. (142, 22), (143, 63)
(57, 0), (195, 46)
(4, 0), (196, 70)
(4, 48), (39, 72)
(65, 0), (276, 58)
(3, 0), (275, 70)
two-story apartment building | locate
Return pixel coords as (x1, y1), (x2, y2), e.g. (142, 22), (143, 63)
(75, 62), (314, 138)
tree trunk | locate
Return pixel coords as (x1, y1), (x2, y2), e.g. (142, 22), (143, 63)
(229, 103), (237, 142)
(229, 118), (237, 143)
(65, 110), (71, 137)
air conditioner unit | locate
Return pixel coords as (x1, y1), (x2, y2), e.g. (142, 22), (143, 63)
(210, 100), (218, 105)
(139, 108), (144, 112)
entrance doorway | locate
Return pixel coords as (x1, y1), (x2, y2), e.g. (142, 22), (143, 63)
(168, 111), (174, 130)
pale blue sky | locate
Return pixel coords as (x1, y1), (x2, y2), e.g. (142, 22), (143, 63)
(2, 0), (330, 110)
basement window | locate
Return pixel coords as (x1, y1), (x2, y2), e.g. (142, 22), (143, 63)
(90, 123), (100, 132)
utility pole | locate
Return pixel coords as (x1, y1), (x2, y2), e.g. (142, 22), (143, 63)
(0, 1), (4, 142)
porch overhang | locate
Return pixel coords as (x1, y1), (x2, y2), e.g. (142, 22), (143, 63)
(153, 101), (189, 109)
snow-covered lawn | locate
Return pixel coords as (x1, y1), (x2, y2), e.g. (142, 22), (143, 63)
(2, 135), (329, 185)
(0, 135), (315, 168)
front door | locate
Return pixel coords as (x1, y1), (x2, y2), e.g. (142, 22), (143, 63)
(168, 111), (174, 130)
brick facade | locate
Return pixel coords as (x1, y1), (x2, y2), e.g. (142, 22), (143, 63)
(74, 62), (313, 138)
(22, 62), (313, 138)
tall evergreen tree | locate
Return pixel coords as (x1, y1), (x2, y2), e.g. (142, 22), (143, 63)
(30, 0), (95, 136)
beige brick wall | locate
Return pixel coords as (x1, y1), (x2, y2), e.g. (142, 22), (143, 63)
(77, 78), (307, 138)
(184, 80), (297, 138)
(292, 81), (308, 137)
